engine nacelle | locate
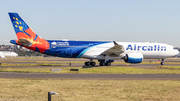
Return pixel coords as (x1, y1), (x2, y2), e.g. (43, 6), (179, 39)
(124, 53), (143, 63)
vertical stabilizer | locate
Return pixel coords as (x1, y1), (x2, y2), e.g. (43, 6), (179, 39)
(9, 13), (49, 53)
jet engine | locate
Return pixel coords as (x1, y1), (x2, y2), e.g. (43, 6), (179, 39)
(123, 53), (143, 63)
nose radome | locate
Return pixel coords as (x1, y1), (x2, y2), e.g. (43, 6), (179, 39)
(174, 50), (179, 56)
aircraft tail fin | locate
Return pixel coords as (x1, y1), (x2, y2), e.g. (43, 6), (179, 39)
(8, 13), (38, 42)
(8, 12), (49, 53)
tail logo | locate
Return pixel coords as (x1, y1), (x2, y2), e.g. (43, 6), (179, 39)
(9, 13), (50, 53)
(13, 17), (31, 37)
(12, 17), (42, 45)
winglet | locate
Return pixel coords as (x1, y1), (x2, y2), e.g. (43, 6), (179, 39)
(100, 41), (125, 56)
(113, 41), (118, 45)
(112, 41), (124, 50)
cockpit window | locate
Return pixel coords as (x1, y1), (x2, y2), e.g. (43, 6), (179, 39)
(173, 47), (179, 51)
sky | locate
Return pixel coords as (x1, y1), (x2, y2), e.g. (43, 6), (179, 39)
(0, 0), (180, 46)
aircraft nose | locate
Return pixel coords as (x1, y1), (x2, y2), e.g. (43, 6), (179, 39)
(174, 50), (179, 56)
(176, 50), (179, 55)
(15, 53), (18, 57)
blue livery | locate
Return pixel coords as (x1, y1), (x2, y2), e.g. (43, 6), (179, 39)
(44, 40), (110, 58)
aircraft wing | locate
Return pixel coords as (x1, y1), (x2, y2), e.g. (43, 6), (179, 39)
(100, 41), (125, 56)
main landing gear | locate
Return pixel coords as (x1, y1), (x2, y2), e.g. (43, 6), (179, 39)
(84, 59), (112, 66)
(161, 58), (165, 65)
(99, 61), (111, 66)
(98, 60), (112, 66)
(84, 59), (96, 66)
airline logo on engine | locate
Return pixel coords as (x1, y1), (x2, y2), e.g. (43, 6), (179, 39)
(126, 44), (166, 51)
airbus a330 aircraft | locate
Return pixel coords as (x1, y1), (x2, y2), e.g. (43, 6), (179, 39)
(8, 13), (179, 66)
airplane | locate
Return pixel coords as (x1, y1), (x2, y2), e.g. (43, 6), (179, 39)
(8, 12), (179, 66)
(0, 51), (18, 58)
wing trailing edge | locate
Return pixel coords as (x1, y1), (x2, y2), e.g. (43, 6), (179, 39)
(100, 41), (125, 56)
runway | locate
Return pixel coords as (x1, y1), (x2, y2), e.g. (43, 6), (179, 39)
(0, 57), (180, 80)
(1, 72), (180, 80)
(0, 57), (179, 69)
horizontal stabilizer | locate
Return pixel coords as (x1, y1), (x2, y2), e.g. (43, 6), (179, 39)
(18, 39), (32, 47)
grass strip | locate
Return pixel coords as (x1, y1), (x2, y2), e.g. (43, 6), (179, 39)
(2, 60), (180, 65)
(0, 63), (63, 66)
(1, 66), (180, 74)
(157, 66), (180, 69)
(0, 79), (180, 101)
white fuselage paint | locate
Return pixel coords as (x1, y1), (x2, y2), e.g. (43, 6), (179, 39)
(0, 51), (18, 58)
(81, 42), (179, 60)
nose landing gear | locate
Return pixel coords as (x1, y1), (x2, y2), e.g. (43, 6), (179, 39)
(161, 58), (165, 65)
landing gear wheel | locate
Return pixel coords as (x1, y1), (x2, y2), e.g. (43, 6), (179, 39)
(161, 62), (165, 65)
(106, 62), (111, 66)
(85, 61), (96, 66)
(99, 62), (105, 66)
(90, 62), (96, 66)
(85, 62), (90, 66)
(160, 58), (165, 65)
